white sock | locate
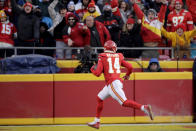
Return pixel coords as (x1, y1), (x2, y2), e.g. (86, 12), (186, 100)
(141, 105), (145, 111)
(94, 117), (100, 122)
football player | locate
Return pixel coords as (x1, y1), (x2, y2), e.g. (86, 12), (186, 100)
(87, 40), (154, 129)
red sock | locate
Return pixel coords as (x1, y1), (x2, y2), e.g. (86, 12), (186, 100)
(96, 96), (103, 118)
(122, 100), (142, 110)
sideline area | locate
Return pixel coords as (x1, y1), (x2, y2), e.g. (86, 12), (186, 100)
(0, 123), (196, 131)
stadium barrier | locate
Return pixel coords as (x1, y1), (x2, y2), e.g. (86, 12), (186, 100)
(0, 72), (193, 125)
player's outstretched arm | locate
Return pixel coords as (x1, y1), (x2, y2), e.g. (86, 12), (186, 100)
(90, 60), (103, 77)
(121, 60), (133, 80)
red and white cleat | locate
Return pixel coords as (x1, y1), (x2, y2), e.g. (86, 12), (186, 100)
(143, 105), (154, 120)
(87, 121), (100, 129)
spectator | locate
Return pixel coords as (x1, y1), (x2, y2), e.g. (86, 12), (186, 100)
(186, 0), (196, 25)
(62, 13), (91, 57)
(167, 0), (194, 32)
(67, 0), (75, 12)
(119, 0), (133, 24)
(85, 16), (111, 47)
(0, 10), (17, 58)
(82, 0), (101, 21)
(38, 0), (51, 17)
(95, 4), (123, 45)
(144, 58), (164, 72)
(75, 0), (101, 21)
(111, 0), (121, 18)
(36, 22), (55, 57)
(161, 23), (196, 58)
(11, 0), (40, 55)
(130, 0), (167, 58)
(119, 18), (143, 58)
(48, 0), (68, 59)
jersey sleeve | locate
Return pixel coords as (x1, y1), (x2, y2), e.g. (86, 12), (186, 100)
(120, 54), (133, 76)
(90, 54), (104, 77)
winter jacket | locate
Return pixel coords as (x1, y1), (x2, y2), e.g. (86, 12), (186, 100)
(11, 0), (40, 41)
(92, 21), (111, 46)
(144, 58), (164, 72)
(133, 3), (167, 43)
(62, 22), (91, 47)
(119, 24), (143, 58)
(161, 27), (196, 47)
(95, 14), (123, 45)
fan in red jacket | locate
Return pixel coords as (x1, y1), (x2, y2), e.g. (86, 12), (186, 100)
(186, 0), (196, 25)
(85, 15), (111, 47)
(62, 12), (90, 47)
(167, 0), (194, 32)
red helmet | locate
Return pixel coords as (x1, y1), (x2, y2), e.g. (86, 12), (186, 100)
(104, 40), (117, 53)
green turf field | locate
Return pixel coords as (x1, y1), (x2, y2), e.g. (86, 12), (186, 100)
(0, 123), (196, 131)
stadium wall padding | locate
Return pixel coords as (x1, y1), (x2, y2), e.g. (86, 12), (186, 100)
(57, 60), (194, 73)
(0, 72), (193, 125)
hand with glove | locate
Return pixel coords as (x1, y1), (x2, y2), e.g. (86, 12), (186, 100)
(123, 75), (130, 80)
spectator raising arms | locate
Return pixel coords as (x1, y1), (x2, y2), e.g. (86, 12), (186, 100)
(0, 10), (17, 58)
(48, 0), (68, 59)
(167, 0), (194, 32)
(161, 23), (196, 58)
(119, 18), (143, 58)
(130, 0), (167, 58)
(11, 0), (40, 55)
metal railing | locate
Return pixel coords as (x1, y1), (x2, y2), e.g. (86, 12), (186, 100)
(0, 46), (196, 59)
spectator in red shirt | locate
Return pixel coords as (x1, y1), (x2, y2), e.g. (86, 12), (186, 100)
(0, 10), (17, 58)
(186, 0), (196, 25)
(62, 13), (91, 58)
(85, 15), (111, 47)
(167, 0), (194, 32)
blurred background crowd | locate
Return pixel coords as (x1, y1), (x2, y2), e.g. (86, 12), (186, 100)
(0, 0), (195, 60)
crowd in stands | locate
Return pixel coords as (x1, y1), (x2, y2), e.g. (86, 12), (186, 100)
(0, 0), (196, 59)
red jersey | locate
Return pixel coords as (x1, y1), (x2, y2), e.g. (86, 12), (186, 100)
(91, 52), (133, 85)
(0, 21), (17, 46)
(167, 9), (194, 32)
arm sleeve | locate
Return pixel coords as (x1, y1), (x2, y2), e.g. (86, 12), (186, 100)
(48, 0), (58, 21)
(10, 0), (22, 15)
(121, 59), (133, 76)
(90, 57), (103, 77)
(133, 3), (144, 20)
(84, 28), (91, 46)
(158, 4), (167, 23)
(186, 12), (194, 31)
(161, 27), (173, 40)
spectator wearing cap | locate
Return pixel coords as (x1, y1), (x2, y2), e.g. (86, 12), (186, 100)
(119, 18), (143, 58)
(161, 23), (196, 58)
(95, 4), (123, 46)
(75, 0), (101, 21)
(48, 0), (68, 59)
(82, 0), (100, 21)
(110, 0), (121, 18)
(186, 0), (196, 26)
(144, 58), (164, 72)
(62, 13), (91, 58)
(67, 0), (75, 12)
(167, 0), (194, 32)
(85, 16), (111, 47)
(129, 0), (167, 58)
(11, 0), (40, 55)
